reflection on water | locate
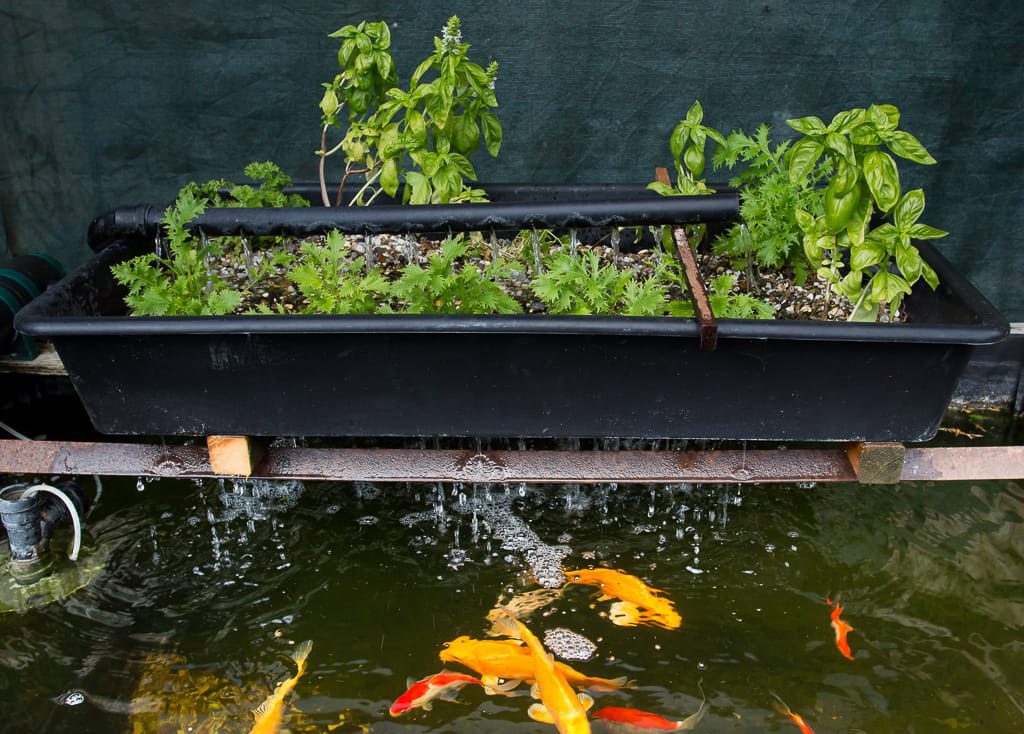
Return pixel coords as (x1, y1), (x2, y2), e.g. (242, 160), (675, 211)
(0, 477), (1021, 731)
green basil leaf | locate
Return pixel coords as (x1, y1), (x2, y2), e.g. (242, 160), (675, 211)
(355, 33), (371, 54)
(838, 270), (864, 299)
(686, 100), (703, 125)
(862, 150), (901, 212)
(374, 51), (393, 79)
(828, 109), (865, 134)
(646, 181), (678, 197)
(921, 261), (940, 289)
(803, 234), (824, 263)
(907, 223), (948, 240)
(825, 132), (856, 164)
(868, 104), (896, 131)
(788, 138), (824, 182)
(849, 124), (881, 146)
(887, 130), (937, 164)
(375, 21), (391, 49)
(705, 127), (728, 147)
(895, 243), (923, 284)
(690, 126), (707, 149)
(869, 270), (913, 303)
(480, 110), (502, 157)
(670, 121), (688, 161)
(846, 193), (873, 246)
(894, 189), (926, 229)
(795, 208), (816, 234)
(786, 116), (827, 136)
(380, 158), (399, 197)
(850, 239), (887, 271)
(404, 171), (431, 205)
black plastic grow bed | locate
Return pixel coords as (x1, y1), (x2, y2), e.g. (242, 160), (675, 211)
(16, 184), (1008, 441)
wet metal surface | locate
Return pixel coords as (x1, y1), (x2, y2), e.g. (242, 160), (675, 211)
(4, 440), (1024, 483)
(902, 446), (1024, 481)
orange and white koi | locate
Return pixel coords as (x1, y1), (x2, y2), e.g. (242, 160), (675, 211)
(826, 598), (854, 660)
(771, 694), (815, 734)
(389, 671), (482, 716)
(493, 609), (592, 734)
(439, 636), (630, 692)
(591, 701), (707, 733)
(565, 568), (681, 630)
(249, 640), (312, 734)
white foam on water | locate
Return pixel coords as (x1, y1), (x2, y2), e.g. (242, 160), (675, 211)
(543, 627), (597, 661)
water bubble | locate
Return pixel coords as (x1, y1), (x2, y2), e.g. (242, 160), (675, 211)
(136, 478), (145, 492)
(60, 691), (85, 706)
(325, 505), (340, 515)
(544, 628), (597, 661)
(356, 516), (378, 526)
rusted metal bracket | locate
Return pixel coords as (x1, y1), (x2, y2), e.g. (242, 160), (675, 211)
(654, 167), (717, 351)
(2, 439), (1023, 484)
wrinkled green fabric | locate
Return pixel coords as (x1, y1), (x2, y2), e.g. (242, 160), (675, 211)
(1, 1), (1021, 316)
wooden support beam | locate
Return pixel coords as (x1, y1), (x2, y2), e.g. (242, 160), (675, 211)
(0, 342), (67, 376)
(847, 441), (906, 484)
(206, 436), (266, 477)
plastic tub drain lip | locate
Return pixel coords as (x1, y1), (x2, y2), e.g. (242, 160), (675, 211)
(16, 183), (1009, 441)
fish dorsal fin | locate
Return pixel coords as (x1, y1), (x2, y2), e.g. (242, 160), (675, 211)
(422, 701), (432, 711)
(406, 677), (417, 688)
(253, 697), (270, 719)
(528, 703), (555, 724)
(530, 683), (541, 699)
(578, 692), (594, 711)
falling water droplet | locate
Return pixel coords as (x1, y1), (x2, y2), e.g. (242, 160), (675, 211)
(241, 236), (254, 281)
(610, 227), (620, 265)
(136, 478), (145, 492)
(569, 228), (578, 257)
(531, 228), (543, 274)
(490, 229), (500, 263)
(154, 232), (164, 258)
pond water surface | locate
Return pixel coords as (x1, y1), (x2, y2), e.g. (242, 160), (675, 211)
(1, 476), (1022, 732)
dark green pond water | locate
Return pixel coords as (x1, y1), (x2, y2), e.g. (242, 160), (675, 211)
(1, 476), (1022, 732)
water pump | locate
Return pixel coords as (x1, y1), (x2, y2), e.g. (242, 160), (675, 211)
(0, 480), (108, 612)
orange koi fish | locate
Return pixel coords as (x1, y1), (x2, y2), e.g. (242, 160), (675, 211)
(493, 609), (592, 734)
(771, 694), (815, 734)
(591, 703), (707, 733)
(389, 671), (482, 716)
(826, 598), (854, 660)
(565, 568), (681, 630)
(440, 636), (629, 692)
(249, 640), (312, 734)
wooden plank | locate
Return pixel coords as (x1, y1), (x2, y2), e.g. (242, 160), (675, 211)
(0, 342), (66, 376)
(206, 436), (266, 477)
(847, 442), (906, 484)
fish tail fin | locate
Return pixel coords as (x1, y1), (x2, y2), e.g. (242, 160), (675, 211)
(585, 675), (633, 692)
(491, 606), (524, 640)
(291, 640), (313, 674)
(769, 692), (792, 717)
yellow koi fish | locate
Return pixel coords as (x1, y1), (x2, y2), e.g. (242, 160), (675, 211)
(249, 640), (313, 734)
(565, 568), (681, 630)
(494, 609), (592, 734)
(439, 636), (629, 692)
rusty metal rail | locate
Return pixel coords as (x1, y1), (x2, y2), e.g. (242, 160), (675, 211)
(1, 439), (1023, 484)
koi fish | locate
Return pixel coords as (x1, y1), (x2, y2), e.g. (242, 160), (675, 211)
(771, 694), (815, 734)
(591, 703), (707, 733)
(493, 609), (592, 734)
(826, 598), (854, 660)
(439, 636), (630, 692)
(249, 640), (313, 734)
(389, 671), (483, 716)
(565, 568), (681, 630)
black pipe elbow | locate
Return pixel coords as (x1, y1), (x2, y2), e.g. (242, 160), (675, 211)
(87, 205), (159, 252)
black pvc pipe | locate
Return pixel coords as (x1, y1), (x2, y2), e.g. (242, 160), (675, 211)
(87, 191), (740, 250)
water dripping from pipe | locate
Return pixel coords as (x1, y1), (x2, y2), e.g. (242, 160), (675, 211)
(569, 228), (578, 257)
(610, 227), (620, 265)
(531, 228), (543, 274)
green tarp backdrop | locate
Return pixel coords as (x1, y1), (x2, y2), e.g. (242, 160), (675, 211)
(2, 1), (1022, 316)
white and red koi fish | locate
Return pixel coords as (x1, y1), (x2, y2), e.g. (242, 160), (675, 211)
(389, 671), (483, 717)
(591, 702), (707, 733)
